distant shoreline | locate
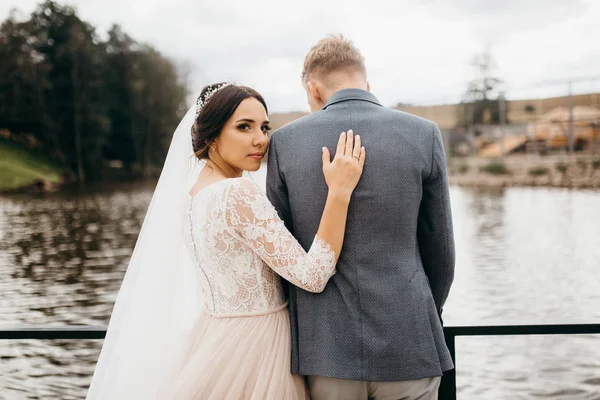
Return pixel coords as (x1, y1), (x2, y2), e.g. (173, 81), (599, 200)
(448, 154), (600, 190)
(4, 153), (600, 195)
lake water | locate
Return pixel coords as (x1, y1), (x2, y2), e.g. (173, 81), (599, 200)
(0, 182), (599, 399)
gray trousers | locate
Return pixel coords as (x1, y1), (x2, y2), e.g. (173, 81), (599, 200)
(307, 375), (441, 400)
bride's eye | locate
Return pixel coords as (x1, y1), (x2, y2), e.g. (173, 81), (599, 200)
(237, 123), (251, 131)
(261, 125), (272, 134)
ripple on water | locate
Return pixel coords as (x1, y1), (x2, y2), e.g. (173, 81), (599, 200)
(0, 184), (599, 399)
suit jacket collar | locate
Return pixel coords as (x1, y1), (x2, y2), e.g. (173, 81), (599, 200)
(323, 88), (382, 109)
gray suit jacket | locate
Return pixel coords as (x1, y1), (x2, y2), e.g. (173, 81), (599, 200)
(266, 88), (455, 382)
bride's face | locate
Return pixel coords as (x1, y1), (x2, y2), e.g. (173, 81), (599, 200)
(213, 97), (271, 173)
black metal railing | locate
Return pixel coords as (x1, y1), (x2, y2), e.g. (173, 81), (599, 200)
(438, 323), (600, 400)
(2, 323), (600, 400)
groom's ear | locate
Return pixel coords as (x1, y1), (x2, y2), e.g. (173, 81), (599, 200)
(307, 80), (324, 108)
(366, 81), (371, 92)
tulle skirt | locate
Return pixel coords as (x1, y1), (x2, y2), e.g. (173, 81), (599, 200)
(166, 304), (308, 400)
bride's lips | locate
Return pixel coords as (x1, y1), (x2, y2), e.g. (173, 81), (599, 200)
(248, 153), (264, 160)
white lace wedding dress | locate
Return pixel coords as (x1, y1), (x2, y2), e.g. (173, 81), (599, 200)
(166, 176), (336, 399)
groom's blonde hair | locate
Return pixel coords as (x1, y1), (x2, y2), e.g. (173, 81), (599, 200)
(301, 34), (366, 85)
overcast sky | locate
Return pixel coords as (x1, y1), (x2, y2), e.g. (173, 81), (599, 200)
(2, 0), (599, 112)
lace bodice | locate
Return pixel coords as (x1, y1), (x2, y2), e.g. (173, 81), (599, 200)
(184, 177), (336, 317)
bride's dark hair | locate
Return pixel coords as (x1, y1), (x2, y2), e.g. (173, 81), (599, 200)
(192, 82), (269, 160)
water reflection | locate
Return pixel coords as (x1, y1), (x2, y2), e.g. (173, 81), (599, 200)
(0, 183), (153, 327)
(0, 182), (156, 399)
(446, 187), (600, 326)
(444, 186), (600, 399)
(0, 183), (599, 399)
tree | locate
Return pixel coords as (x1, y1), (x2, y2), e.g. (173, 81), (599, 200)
(0, 1), (187, 182)
(103, 24), (137, 174)
(457, 49), (507, 128)
(129, 46), (186, 176)
(28, 0), (110, 182)
(0, 12), (46, 138)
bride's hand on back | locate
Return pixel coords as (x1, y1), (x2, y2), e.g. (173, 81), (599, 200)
(322, 130), (366, 199)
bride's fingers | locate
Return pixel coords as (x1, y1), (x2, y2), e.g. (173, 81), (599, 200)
(345, 130), (354, 156)
(358, 146), (366, 169)
(336, 131), (346, 158)
(353, 135), (361, 160)
(322, 147), (331, 168)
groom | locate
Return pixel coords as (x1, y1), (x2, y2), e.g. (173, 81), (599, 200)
(267, 35), (455, 400)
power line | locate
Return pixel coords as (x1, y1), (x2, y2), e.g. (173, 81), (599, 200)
(523, 75), (600, 88)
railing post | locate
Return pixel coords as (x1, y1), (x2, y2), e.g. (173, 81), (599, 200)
(439, 330), (457, 400)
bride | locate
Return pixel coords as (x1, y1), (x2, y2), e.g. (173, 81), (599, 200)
(86, 82), (366, 399)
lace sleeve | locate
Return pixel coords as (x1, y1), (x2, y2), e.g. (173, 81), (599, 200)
(224, 178), (336, 293)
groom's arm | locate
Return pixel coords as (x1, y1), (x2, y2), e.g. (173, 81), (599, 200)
(417, 123), (455, 315)
(266, 131), (293, 233)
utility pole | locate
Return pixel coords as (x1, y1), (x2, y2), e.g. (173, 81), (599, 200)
(537, 97), (544, 155)
(499, 91), (506, 158)
(531, 97), (539, 157)
(593, 78), (599, 109)
(568, 81), (574, 155)
(468, 102), (475, 156)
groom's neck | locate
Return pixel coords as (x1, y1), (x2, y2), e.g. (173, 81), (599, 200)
(320, 82), (368, 106)
(319, 74), (369, 105)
